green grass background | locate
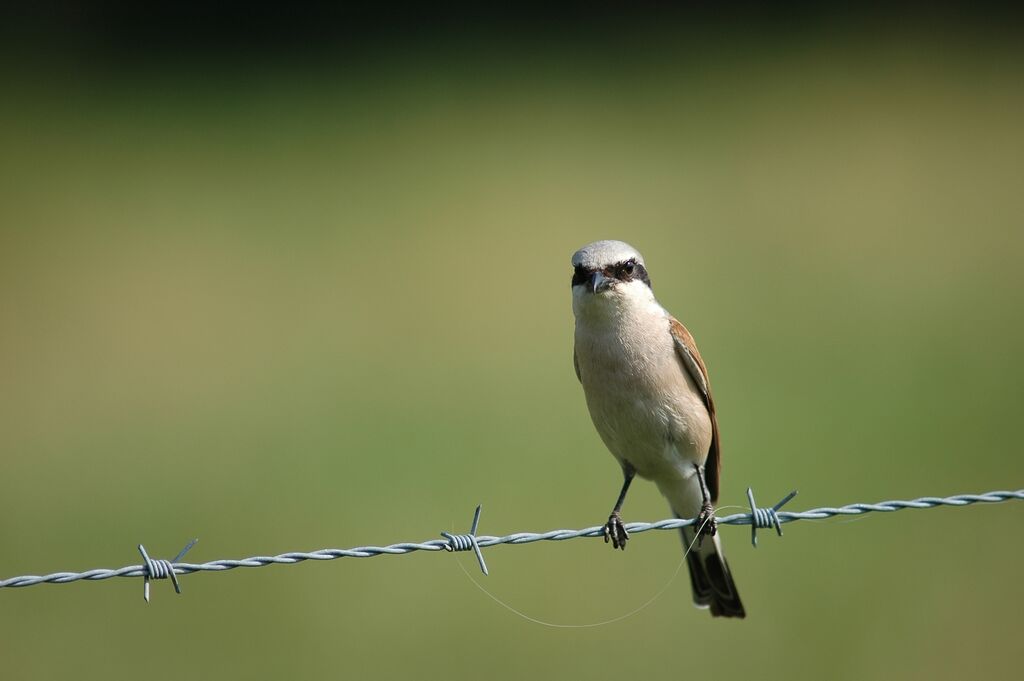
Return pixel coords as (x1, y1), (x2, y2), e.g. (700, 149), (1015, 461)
(1, 25), (1022, 680)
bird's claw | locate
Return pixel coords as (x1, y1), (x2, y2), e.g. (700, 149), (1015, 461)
(695, 502), (717, 545)
(603, 512), (629, 550)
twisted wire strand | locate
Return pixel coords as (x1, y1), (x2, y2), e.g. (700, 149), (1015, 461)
(1, 489), (1020, 590)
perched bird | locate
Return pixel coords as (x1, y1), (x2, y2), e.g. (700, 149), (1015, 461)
(570, 240), (744, 618)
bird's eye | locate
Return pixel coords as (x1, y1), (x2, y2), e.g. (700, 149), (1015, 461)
(571, 265), (588, 287)
(621, 261), (636, 277)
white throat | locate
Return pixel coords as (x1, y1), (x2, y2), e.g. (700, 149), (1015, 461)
(572, 280), (663, 328)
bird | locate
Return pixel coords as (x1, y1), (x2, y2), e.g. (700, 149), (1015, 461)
(570, 239), (745, 618)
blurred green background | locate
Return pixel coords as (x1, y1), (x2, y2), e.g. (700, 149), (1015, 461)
(1, 8), (1022, 680)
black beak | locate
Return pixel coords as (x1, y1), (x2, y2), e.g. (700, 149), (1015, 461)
(587, 271), (611, 294)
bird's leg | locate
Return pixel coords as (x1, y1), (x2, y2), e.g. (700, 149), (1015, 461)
(693, 463), (717, 543)
(604, 463), (636, 550)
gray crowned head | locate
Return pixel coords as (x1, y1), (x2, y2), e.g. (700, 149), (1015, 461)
(571, 240), (651, 295)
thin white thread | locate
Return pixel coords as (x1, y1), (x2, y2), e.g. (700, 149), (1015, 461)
(450, 513), (714, 628)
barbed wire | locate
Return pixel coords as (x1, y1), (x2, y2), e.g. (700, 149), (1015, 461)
(1, 488), (1020, 600)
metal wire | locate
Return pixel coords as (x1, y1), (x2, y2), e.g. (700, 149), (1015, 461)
(0, 488), (1020, 598)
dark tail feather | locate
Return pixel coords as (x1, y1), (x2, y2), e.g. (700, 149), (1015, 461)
(680, 527), (746, 619)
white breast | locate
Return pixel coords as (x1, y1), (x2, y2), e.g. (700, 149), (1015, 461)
(573, 291), (712, 482)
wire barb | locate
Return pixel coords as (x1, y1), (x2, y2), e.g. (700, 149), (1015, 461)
(746, 488), (798, 548)
(138, 538), (198, 602)
(442, 505), (489, 576)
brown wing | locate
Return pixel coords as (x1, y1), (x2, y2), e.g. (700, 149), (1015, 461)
(668, 317), (721, 502)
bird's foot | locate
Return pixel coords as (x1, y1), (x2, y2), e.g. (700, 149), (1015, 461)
(603, 512), (630, 550)
(695, 502), (718, 545)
